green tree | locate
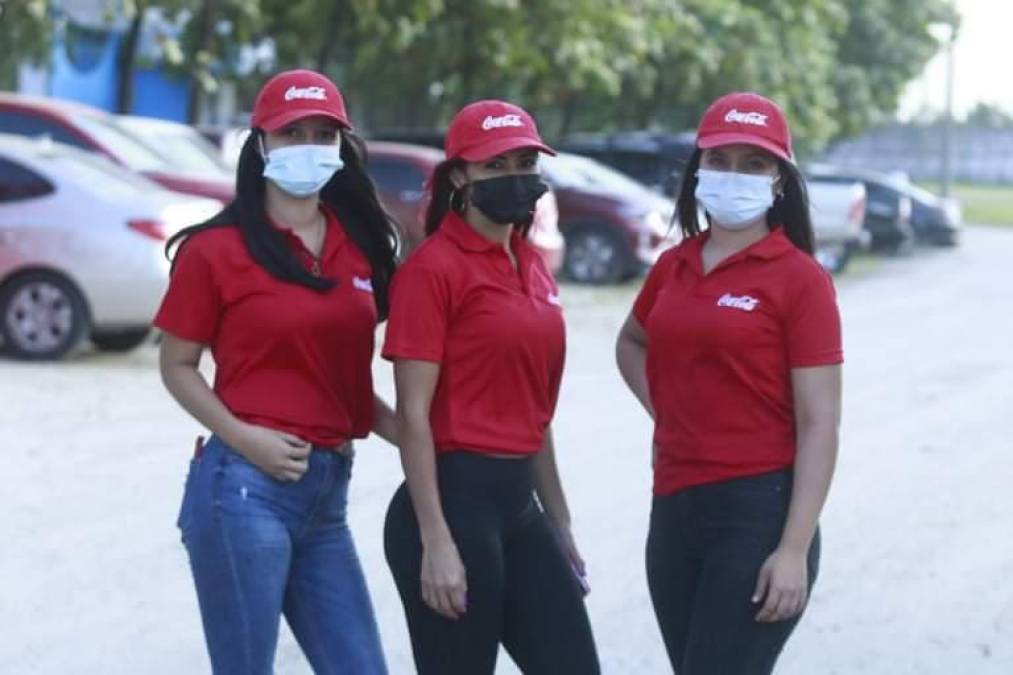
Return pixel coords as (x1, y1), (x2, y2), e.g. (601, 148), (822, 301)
(0, 0), (51, 91)
(832, 0), (959, 138)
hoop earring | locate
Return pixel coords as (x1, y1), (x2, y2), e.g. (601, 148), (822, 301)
(448, 186), (465, 212)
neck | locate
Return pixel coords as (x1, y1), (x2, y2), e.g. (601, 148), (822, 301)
(707, 218), (770, 253)
(265, 182), (321, 233)
(462, 205), (513, 249)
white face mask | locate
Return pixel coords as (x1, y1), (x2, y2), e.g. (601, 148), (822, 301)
(694, 169), (776, 230)
(261, 138), (344, 198)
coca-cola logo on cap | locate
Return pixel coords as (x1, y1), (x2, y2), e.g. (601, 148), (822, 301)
(285, 85), (327, 102)
(482, 114), (524, 131)
(724, 109), (768, 127)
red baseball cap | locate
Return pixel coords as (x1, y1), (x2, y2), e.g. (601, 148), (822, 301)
(445, 100), (556, 162)
(251, 69), (351, 132)
(696, 92), (792, 160)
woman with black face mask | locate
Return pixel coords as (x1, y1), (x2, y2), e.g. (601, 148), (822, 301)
(381, 100), (600, 675)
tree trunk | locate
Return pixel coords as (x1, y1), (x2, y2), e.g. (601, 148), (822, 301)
(316, 0), (348, 72)
(116, 2), (146, 114)
(557, 91), (580, 139)
(187, 0), (218, 125)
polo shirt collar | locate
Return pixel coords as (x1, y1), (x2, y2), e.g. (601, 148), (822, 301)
(674, 225), (794, 274)
(271, 204), (347, 261)
(441, 210), (525, 255)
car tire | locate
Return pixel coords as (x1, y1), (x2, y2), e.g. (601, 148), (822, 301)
(563, 226), (630, 285)
(91, 328), (151, 352)
(0, 271), (90, 361)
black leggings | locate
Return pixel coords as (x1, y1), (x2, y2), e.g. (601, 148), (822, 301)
(646, 469), (820, 675)
(384, 451), (600, 675)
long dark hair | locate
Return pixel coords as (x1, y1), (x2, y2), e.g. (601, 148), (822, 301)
(423, 159), (536, 238)
(165, 129), (399, 319)
(674, 148), (815, 255)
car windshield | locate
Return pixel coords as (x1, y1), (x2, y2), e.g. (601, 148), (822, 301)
(47, 147), (163, 201)
(540, 153), (648, 194)
(121, 122), (230, 176)
(73, 114), (169, 172)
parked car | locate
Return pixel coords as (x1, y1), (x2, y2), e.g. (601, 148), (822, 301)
(892, 178), (961, 247)
(539, 152), (677, 284)
(557, 131), (697, 196)
(806, 178), (869, 273)
(0, 93), (234, 204)
(0, 135), (220, 360)
(116, 115), (235, 179)
(807, 165), (915, 254)
(364, 140), (565, 273)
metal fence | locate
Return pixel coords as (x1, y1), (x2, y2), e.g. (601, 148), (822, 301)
(822, 124), (1013, 184)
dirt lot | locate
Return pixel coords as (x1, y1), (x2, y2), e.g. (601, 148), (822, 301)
(2, 225), (1010, 674)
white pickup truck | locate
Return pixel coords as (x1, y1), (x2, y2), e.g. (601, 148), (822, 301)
(807, 177), (869, 273)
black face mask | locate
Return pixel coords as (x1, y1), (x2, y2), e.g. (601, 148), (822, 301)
(467, 174), (549, 226)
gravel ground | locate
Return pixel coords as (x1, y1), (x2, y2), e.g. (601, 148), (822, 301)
(1, 225), (1010, 674)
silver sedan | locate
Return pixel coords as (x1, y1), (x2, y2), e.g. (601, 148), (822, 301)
(0, 135), (221, 360)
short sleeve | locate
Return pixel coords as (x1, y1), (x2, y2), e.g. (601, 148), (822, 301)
(785, 269), (843, 367)
(152, 239), (222, 344)
(381, 256), (452, 363)
(632, 250), (676, 325)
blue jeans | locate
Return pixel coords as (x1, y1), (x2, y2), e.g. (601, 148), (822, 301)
(177, 435), (387, 675)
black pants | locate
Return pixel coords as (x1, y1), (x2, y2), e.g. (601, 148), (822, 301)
(646, 469), (820, 675)
(384, 452), (600, 675)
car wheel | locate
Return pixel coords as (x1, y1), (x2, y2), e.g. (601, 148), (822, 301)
(91, 328), (151, 352)
(815, 243), (851, 274)
(0, 271), (90, 360)
(564, 227), (629, 285)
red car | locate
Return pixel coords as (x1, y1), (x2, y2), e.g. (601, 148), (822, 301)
(0, 93), (234, 204)
(365, 140), (564, 273)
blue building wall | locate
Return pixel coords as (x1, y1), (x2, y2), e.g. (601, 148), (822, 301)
(130, 68), (190, 121)
(48, 21), (191, 121)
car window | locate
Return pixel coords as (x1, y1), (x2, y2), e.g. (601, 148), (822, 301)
(609, 151), (662, 186)
(0, 156), (55, 202)
(73, 114), (168, 172)
(368, 158), (426, 193)
(45, 149), (164, 201)
(118, 121), (230, 176)
(0, 110), (87, 148)
(539, 154), (593, 190)
(541, 154), (652, 196)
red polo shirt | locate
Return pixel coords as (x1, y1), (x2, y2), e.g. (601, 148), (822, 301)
(382, 211), (565, 456)
(633, 227), (843, 495)
(153, 207), (377, 446)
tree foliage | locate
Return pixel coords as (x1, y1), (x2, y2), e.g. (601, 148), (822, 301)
(1, 0), (959, 150)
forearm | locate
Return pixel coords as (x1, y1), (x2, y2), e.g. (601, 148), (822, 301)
(616, 335), (654, 419)
(160, 361), (246, 447)
(533, 430), (572, 528)
(780, 421), (838, 552)
(398, 414), (452, 545)
(372, 394), (399, 446)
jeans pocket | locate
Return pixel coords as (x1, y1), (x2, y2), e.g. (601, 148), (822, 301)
(213, 445), (287, 517)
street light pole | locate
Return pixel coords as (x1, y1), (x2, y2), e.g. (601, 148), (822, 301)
(941, 27), (955, 198)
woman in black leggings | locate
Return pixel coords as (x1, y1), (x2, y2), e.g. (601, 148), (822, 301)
(382, 100), (599, 674)
(617, 92), (843, 674)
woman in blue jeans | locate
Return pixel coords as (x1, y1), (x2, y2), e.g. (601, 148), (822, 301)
(154, 69), (398, 673)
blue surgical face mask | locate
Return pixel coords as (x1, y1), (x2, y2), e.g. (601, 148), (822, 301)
(261, 137), (344, 198)
(694, 169), (775, 230)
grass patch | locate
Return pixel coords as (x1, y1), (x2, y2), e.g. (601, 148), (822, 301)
(917, 182), (1013, 227)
